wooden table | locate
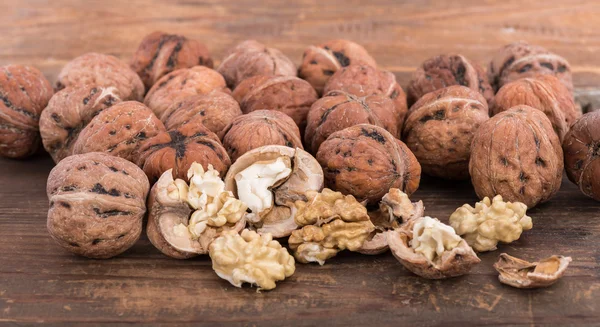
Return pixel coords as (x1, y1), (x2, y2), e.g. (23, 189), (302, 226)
(1, 1), (599, 325)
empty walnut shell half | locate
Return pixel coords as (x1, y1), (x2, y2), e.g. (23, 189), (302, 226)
(0, 65), (53, 158)
(494, 253), (572, 289)
(131, 31), (213, 90)
(470, 105), (564, 208)
(403, 85), (489, 180)
(317, 124), (421, 205)
(46, 152), (150, 259)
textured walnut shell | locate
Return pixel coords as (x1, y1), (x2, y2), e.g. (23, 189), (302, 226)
(222, 110), (303, 162)
(40, 86), (122, 163)
(305, 91), (401, 154)
(316, 124), (421, 204)
(494, 253), (571, 289)
(46, 152), (149, 259)
(217, 40), (296, 88)
(488, 41), (573, 93)
(563, 111), (600, 201)
(72, 101), (166, 164)
(403, 86), (489, 180)
(131, 31), (213, 90)
(470, 106), (564, 208)
(232, 75), (318, 131)
(491, 75), (580, 141)
(56, 53), (145, 102)
(144, 66), (228, 117)
(406, 54), (493, 107)
(298, 39), (377, 95)
(0, 65), (53, 158)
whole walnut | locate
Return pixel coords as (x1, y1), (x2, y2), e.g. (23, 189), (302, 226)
(298, 39), (377, 95)
(160, 90), (242, 138)
(305, 91), (400, 154)
(40, 86), (122, 163)
(470, 106), (563, 208)
(316, 124), (421, 204)
(406, 54), (493, 106)
(232, 75), (318, 132)
(403, 86), (489, 180)
(46, 152), (150, 259)
(488, 41), (573, 93)
(563, 111), (600, 201)
(56, 53), (145, 102)
(72, 101), (166, 164)
(217, 40), (296, 88)
(131, 31), (213, 90)
(144, 66), (228, 117)
(0, 65), (53, 158)
(491, 75), (580, 141)
(222, 110), (303, 162)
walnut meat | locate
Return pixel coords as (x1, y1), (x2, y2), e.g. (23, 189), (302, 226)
(40, 86), (122, 162)
(46, 152), (150, 258)
(403, 86), (489, 180)
(0, 65), (53, 158)
(470, 106), (564, 208)
(316, 124), (421, 204)
(298, 39), (377, 95)
(131, 31), (213, 89)
(217, 40), (296, 88)
(56, 53), (144, 102)
(406, 54), (493, 106)
(494, 253), (572, 289)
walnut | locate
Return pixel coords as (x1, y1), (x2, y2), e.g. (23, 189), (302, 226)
(232, 75), (318, 131)
(488, 41), (573, 93)
(46, 152), (150, 258)
(388, 216), (480, 279)
(305, 91), (401, 154)
(563, 111), (600, 201)
(56, 53), (144, 102)
(470, 105), (564, 208)
(402, 85), (489, 180)
(217, 40), (296, 88)
(72, 101), (166, 164)
(0, 65), (53, 158)
(491, 75), (580, 141)
(316, 124), (421, 204)
(40, 86), (122, 163)
(209, 229), (295, 291)
(130, 31), (213, 90)
(406, 54), (493, 106)
(144, 66), (228, 118)
(494, 253), (572, 289)
(222, 110), (303, 162)
(298, 39), (377, 95)
(449, 195), (532, 252)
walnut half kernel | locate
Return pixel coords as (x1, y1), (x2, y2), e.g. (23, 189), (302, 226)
(494, 253), (572, 289)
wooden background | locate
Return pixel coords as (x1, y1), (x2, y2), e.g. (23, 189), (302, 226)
(1, 0), (600, 325)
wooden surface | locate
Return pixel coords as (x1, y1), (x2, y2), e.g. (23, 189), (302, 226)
(1, 0), (600, 325)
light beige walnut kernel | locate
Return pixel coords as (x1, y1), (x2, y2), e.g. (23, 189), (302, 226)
(494, 253), (572, 288)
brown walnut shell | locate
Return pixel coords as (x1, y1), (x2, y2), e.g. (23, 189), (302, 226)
(494, 253), (572, 289)
(470, 105), (564, 208)
(403, 85), (489, 180)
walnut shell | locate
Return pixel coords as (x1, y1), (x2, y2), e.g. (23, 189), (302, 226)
(46, 152), (150, 259)
(406, 54), (493, 106)
(316, 124), (421, 204)
(131, 31), (213, 90)
(494, 253), (572, 289)
(403, 86), (489, 180)
(72, 101), (166, 164)
(305, 91), (401, 154)
(217, 40), (296, 88)
(40, 86), (122, 163)
(0, 65), (53, 158)
(563, 111), (600, 201)
(470, 105), (564, 208)
(222, 110), (303, 162)
(298, 39), (377, 95)
(56, 53), (144, 102)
